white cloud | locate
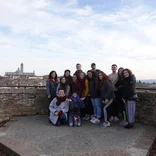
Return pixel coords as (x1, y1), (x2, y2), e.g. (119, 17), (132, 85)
(0, 0), (156, 79)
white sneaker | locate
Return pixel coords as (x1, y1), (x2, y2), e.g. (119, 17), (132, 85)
(114, 116), (119, 122)
(90, 117), (96, 122)
(82, 115), (88, 120)
(109, 116), (114, 122)
(90, 115), (94, 119)
(85, 115), (90, 121)
(91, 118), (100, 124)
(102, 122), (110, 128)
(119, 120), (128, 126)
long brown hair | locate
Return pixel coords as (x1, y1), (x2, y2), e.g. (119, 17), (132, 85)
(98, 71), (112, 88)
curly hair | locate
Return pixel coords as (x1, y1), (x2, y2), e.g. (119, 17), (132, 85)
(48, 71), (58, 81)
(122, 68), (133, 78)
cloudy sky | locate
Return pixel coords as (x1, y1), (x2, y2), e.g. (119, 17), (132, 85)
(0, 0), (156, 79)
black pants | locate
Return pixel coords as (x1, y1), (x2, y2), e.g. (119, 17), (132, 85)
(115, 89), (126, 120)
(111, 91), (119, 117)
(85, 96), (93, 115)
(80, 96), (93, 117)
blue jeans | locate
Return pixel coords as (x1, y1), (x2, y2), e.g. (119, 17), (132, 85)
(55, 113), (66, 126)
(68, 116), (81, 126)
(91, 98), (102, 118)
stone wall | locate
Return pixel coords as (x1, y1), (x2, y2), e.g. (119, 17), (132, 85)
(0, 87), (49, 117)
(136, 92), (156, 126)
(0, 87), (156, 126)
(0, 76), (47, 86)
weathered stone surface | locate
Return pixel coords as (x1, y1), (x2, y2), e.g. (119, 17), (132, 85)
(136, 92), (156, 126)
(0, 115), (155, 156)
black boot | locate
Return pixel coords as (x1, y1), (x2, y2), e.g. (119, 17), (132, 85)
(124, 124), (134, 129)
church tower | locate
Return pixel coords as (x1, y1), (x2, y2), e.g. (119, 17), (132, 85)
(21, 63), (24, 73)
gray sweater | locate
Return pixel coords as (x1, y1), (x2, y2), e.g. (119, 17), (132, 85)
(49, 98), (69, 124)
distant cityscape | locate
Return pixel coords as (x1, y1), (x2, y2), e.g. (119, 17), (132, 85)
(5, 63), (35, 77)
(1, 63), (156, 85)
(137, 80), (156, 83)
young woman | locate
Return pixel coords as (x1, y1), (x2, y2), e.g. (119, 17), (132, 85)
(87, 70), (101, 124)
(70, 74), (81, 96)
(46, 71), (58, 117)
(122, 68), (137, 129)
(98, 71), (114, 128)
(78, 72), (89, 118)
(78, 72), (88, 98)
(49, 89), (69, 126)
(64, 69), (73, 88)
(56, 76), (70, 97)
(46, 71), (58, 100)
(115, 67), (127, 126)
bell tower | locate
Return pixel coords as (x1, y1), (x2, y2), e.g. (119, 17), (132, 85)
(21, 63), (24, 73)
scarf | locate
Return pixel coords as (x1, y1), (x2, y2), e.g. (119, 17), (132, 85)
(49, 78), (55, 82)
(49, 78), (58, 82)
(56, 96), (67, 106)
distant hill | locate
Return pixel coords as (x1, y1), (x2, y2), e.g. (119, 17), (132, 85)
(137, 79), (156, 84)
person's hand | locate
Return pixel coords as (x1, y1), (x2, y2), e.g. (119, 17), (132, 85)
(81, 97), (85, 100)
(67, 98), (72, 102)
(104, 99), (109, 104)
(74, 116), (78, 120)
(102, 100), (105, 104)
(48, 95), (51, 98)
(54, 112), (58, 116)
(122, 98), (126, 104)
(58, 111), (63, 116)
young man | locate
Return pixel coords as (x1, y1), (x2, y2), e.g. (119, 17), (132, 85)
(74, 63), (83, 78)
(108, 64), (119, 122)
(91, 63), (101, 76)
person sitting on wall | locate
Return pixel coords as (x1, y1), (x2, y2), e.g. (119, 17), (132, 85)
(49, 89), (69, 126)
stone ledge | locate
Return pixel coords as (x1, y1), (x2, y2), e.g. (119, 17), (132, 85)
(0, 136), (40, 156)
(0, 141), (20, 156)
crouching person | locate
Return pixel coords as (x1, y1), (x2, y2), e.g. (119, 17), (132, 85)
(49, 89), (69, 126)
(68, 92), (85, 127)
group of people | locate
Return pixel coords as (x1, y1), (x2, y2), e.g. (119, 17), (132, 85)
(46, 63), (137, 129)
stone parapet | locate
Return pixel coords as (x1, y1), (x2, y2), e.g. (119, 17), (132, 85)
(0, 88), (156, 126)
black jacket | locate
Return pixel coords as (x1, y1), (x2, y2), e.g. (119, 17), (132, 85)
(100, 80), (114, 101)
(122, 75), (136, 100)
(69, 101), (83, 117)
(115, 76), (124, 89)
(88, 77), (100, 98)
